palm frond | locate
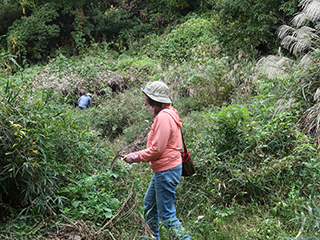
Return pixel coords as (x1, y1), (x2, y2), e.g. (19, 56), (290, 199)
(277, 25), (295, 39)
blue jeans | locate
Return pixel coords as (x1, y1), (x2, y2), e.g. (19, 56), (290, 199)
(144, 163), (191, 239)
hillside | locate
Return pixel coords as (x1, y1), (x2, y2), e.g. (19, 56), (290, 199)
(1, 0), (320, 239)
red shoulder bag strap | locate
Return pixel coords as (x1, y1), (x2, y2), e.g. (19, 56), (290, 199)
(181, 128), (190, 162)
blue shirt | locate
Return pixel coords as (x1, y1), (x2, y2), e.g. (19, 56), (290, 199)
(78, 95), (92, 108)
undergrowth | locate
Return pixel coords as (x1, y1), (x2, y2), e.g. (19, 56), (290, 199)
(1, 16), (320, 240)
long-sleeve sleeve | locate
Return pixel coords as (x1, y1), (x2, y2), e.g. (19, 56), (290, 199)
(139, 114), (171, 162)
(138, 107), (183, 173)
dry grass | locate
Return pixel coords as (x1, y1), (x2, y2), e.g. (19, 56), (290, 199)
(33, 68), (135, 101)
(256, 55), (294, 79)
(276, 0), (320, 56)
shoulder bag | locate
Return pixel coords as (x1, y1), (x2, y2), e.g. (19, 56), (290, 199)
(181, 128), (195, 177)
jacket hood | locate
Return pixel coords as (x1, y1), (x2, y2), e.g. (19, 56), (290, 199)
(160, 106), (182, 127)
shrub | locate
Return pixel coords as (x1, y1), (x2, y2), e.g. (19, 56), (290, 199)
(116, 55), (160, 82)
(89, 88), (150, 141)
(7, 3), (60, 65)
(58, 172), (121, 224)
(184, 58), (233, 106)
(179, 93), (320, 206)
(0, 77), (111, 215)
(142, 17), (219, 62)
(202, 104), (251, 159)
(212, 0), (299, 55)
(163, 57), (234, 115)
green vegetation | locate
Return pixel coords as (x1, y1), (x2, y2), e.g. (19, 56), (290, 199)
(1, 0), (320, 239)
(211, 0), (300, 54)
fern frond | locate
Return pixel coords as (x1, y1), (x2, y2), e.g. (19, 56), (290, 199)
(277, 25), (295, 39)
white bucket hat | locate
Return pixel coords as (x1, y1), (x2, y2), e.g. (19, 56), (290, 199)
(142, 81), (172, 104)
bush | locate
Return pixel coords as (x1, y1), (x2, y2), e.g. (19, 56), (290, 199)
(116, 55), (160, 82)
(7, 3), (60, 65)
(202, 104), (251, 159)
(58, 172), (121, 224)
(159, 57), (234, 115)
(212, 0), (299, 54)
(0, 77), (112, 215)
(142, 17), (219, 63)
(179, 95), (320, 206)
(89, 88), (150, 141)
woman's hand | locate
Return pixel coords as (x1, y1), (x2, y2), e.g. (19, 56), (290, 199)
(123, 152), (140, 164)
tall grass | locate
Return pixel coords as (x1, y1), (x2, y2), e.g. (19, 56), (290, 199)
(1, 16), (320, 240)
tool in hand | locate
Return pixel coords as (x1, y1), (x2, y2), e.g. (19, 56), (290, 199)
(109, 154), (123, 171)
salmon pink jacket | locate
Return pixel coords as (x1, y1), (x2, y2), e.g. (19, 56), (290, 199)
(138, 106), (183, 173)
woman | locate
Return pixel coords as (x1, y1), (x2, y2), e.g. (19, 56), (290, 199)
(123, 81), (190, 240)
